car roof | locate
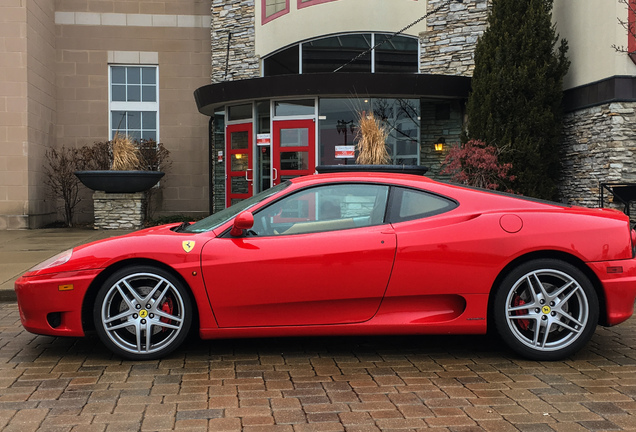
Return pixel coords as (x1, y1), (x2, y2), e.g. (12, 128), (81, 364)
(290, 171), (573, 212)
(291, 171), (438, 186)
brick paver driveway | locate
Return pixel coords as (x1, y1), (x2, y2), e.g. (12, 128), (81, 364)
(1, 302), (635, 431)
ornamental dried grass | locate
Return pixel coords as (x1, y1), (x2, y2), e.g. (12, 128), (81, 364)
(355, 111), (390, 165)
(111, 133), (142, 170)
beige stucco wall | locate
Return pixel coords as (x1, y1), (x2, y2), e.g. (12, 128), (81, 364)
(255, 0), (429, 57)
(554, 0), (636, 89)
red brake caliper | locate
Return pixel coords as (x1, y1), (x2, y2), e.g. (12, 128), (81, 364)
(160, 298), (174, 331)
(513, 296), (530, 331)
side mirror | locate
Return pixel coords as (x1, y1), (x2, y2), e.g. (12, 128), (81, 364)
(230, 211), (254, 237)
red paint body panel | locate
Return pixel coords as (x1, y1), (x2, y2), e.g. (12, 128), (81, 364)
(201, 226), (396, 327)
(15, 269), (100, 337)
(587, 259), (636, 325)
(13, 172), (636, 351)
(16, 224), (220, 334)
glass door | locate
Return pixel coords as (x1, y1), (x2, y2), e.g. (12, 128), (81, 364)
(226, 123), (253, 207)
(272, 119), (316, 185)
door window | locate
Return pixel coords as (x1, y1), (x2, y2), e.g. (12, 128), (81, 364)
(226, 123), (253, 207)
(272, 119), (316, 185)
(252, 183), (390, 236)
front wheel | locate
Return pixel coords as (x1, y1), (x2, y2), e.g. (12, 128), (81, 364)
(93, 266), (192, 360)
(493, 259), (599, 361)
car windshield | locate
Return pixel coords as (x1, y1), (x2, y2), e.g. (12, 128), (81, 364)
(182, 182), (291, 233)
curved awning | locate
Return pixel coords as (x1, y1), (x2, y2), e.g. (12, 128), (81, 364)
(194, 72), (472, 116)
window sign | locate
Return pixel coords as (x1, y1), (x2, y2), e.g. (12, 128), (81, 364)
(257, 133), (271, 146)
(335, 145), (355, 159)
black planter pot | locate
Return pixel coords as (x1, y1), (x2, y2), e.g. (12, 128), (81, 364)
(75, 171), (165, 193)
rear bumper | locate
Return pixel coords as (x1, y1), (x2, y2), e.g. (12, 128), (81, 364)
(15, 269), (100, 337)
(588, 260), (636, 326)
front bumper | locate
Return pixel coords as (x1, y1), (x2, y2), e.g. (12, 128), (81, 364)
(588, 259), (636, 326)
(15, 269), (101, 337)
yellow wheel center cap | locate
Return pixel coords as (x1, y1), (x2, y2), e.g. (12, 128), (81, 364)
(139, 310), (148, 318)
(542, 305), (551, 314)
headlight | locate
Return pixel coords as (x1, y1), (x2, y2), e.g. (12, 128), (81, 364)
(29, 249), (73, 272)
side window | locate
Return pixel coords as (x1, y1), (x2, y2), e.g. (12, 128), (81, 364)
(389, 187), (456, 223)
(252, 184), (389, 236)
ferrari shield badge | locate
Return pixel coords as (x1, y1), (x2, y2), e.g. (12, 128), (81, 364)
(182, 241), (195, 253)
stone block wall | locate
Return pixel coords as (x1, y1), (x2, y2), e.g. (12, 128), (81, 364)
(420, 0), (488, 76)
(419, 100), (464, 179)
(560, 102), (636, 212)
(93, 191), (146, 229)
(211, 0), (259, 83)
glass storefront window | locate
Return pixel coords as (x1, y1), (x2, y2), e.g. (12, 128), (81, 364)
(318, 98), (420, 166)
(256, 101), (271, 193)
(228, 104), (252, 121)
(263, 33), (418, 76)
(303, 34), (371, 73)
(274, 99), (314, 116)
(375, 35), (419, 73)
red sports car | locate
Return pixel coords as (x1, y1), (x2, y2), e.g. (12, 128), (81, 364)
(15, 171), (636, 361)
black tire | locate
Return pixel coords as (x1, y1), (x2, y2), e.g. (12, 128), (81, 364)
(93, 265), (192, 360)
(493, 259), (599, 361)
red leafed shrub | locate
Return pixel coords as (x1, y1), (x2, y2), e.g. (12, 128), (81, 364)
(440, 139), (515, 191)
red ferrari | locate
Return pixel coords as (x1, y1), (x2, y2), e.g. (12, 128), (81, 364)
(15, 171), (636, 361)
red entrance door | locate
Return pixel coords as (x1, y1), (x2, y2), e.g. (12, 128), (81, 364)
(226, 123), (253, 207)
(272, 119), (316, 185)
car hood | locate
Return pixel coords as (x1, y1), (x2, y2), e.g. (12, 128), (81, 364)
(24, 224), (213, 277)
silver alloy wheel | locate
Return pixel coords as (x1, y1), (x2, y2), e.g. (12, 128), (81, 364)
(504, 268), (590, 352)
(99, 272), (187, 356)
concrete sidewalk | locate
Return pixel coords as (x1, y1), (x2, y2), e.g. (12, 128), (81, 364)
(0, 228), (133, 302)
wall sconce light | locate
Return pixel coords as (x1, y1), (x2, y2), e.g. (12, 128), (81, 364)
(434, 137), (445, 152)
(235, 153), (243, 159)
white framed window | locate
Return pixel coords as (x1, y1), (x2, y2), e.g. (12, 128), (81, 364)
(109, 65), (159, 141)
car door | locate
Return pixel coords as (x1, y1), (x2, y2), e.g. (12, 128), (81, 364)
(200, 183), (396, 327)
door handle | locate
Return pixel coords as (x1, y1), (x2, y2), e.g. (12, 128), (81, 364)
(272, 168), (278, 181)
(245, 169), (253, 182)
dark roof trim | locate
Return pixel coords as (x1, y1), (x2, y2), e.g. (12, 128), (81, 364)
(563, 75), (636, 112)
(194, 72), (471, 116)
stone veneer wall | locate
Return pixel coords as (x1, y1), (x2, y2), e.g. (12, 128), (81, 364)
(93, 192), (146, 229)
(419, 100), (464, 179)
(211, 0), (259, 83)
(420, 0), (488, 77)
(419, 0), (488, 178)
(212, 117), (226, 214)
(560, 102), (636, 214)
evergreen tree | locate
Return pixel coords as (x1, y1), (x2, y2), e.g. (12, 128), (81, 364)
(466, 0), (569, 200)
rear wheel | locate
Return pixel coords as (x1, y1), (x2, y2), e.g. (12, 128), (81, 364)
(93, 266), (192, 360)
(494, 259), (598, 361)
